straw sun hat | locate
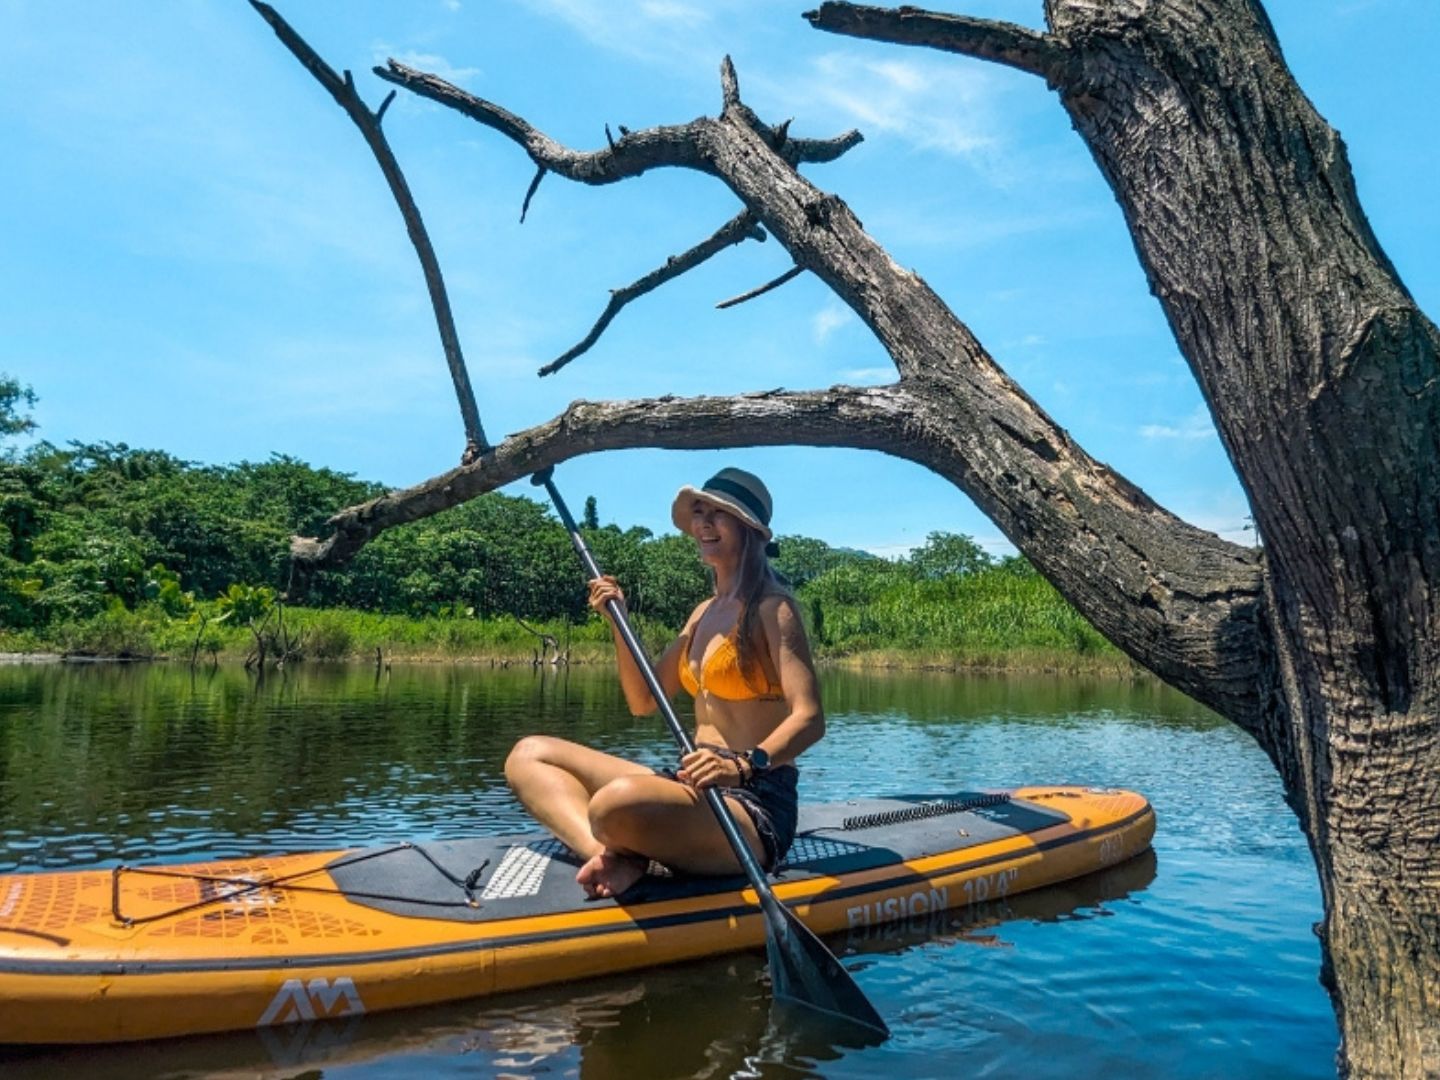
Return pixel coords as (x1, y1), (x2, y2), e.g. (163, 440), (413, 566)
(671, 468), (775, 546)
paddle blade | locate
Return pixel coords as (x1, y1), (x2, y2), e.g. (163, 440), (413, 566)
(761, 893), (890, 1041)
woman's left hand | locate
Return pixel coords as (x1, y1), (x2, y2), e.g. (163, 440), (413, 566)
(677, 748), (744, 789)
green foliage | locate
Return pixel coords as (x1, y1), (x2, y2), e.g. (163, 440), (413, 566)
(772, 535), (875, 588)
(0, 374), (37, 442)
(628, 532), (710, 627)
(796, 554), (1112, 658)
(215, 583), (275, 625)
(143, 563), (194, 617)
(53, 599), (160, 658)
(1, 435), (1115, 670)
(905, 530), (992, 580)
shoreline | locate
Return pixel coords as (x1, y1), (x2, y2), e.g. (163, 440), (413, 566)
(0, 647), (1147, 679)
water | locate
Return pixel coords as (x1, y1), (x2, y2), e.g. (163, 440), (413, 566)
(0, 662), (1337, 1078)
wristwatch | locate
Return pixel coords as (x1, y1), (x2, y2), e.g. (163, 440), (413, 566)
(742, 747), (771, 773)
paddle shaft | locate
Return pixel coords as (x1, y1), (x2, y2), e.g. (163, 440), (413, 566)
(536, 472), (768, 886)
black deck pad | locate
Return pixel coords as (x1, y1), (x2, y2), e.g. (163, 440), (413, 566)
(326, 792), (1068, 924)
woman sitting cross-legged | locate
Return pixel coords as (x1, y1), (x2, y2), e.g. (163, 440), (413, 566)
(504, 467), (824, 899)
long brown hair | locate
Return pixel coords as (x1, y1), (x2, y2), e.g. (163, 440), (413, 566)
(732, 525), (784, 685)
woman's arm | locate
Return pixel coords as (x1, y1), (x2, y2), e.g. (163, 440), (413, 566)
(589, 576), (697, 715)
(751, 593), (825, 766)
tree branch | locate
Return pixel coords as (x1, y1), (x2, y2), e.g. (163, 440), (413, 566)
(374, 60), (864, 181)
(377, 60), (714, 182)
(540, 211), (766, 377)
(721, 55), (741, 108)
(252, 2), (489, 461)
(716, 265), (804, 309)
(332, 55), (1268, 727)
(289, 372), (1266, 728)
(520, 166), (546, 223)
(804, 3), (1071, 82)
(290, 384), (911, 570)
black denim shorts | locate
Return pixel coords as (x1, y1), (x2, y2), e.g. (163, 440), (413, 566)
(655, 745), (799, 871)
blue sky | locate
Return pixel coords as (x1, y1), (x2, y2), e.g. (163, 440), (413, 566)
(3, 0), (1436, 557)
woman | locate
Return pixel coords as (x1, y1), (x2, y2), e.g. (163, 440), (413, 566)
(504, 467), (824, 899)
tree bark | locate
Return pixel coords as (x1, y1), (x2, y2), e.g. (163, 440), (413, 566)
(810, 1), (1440, 1074)
(1046, 4), (1440, 1074)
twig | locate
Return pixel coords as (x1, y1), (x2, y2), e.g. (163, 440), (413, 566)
(540, 211), (766, 376)
(721, 55), (741, 108)
(716, 265), (804, 309)
(520, 166), (546, 223)
(250, 2), (490, 458)
(511, 614), (561, 664)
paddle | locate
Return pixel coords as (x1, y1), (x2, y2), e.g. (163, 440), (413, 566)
(531, 467), (889, 1041)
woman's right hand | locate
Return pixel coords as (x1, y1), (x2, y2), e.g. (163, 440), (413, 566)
(587, 576), (628, 621)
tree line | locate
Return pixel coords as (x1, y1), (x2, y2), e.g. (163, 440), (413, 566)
(0, 436), (1109, 661)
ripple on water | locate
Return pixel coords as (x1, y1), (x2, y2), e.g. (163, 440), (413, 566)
(0, 664), (1337, 1079)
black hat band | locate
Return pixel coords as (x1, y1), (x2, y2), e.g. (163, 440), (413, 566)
(703, 475), (771, 527)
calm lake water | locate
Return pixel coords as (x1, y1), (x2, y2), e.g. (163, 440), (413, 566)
(0, 662), (1337, 1078)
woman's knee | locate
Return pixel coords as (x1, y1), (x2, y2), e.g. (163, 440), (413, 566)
(588, 775), (657, 847)
(503, 735), (567, 787)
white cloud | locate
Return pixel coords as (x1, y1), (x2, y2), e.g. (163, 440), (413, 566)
(516, 0), (720, 67)
(862, 532), (1016, 559)
(757, 51), (999, 161)
(1140, 406), (1217, 441)
(812, 303), (854, 344)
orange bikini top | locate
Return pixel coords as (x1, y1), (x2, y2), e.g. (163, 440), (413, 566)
(679, 627), (784, 701)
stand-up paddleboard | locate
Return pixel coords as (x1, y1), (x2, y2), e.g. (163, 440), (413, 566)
(0, 785), (1153, 1045)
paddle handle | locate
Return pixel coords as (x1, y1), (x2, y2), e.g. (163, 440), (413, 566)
(533, 468), (769, 887)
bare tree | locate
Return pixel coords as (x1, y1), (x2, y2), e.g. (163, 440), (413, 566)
(257, 2), (1438, 1075)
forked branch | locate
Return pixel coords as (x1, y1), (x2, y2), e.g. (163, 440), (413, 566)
(375, 60), (863, 181)
(377, 61), (713, 182)
(307, 50), (1268, 730)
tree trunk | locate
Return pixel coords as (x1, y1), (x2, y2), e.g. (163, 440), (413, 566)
(1040, 2), (1440, 1073)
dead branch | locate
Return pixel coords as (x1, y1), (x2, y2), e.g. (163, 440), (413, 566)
(804, 3), (1071, 81)
(250, 2), (489, 460)
(290, 384), (911, 571)
(717, 265), (804, 309)
(310, 53), (1267, 729)
(374, 61), (863, 181)
(540, 211), (766, 377)
(520, 166), (546, 222)
(511, 614), (566, 665)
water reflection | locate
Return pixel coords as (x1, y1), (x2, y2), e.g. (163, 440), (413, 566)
(0, 662), (1334, 1078)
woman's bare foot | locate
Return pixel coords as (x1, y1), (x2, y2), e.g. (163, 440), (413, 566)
(575, 848), (647, 898)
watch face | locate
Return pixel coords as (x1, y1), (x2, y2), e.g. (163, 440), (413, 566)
(749, 747), (771, 770)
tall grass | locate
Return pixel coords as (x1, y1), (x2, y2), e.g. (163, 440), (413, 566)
(8, 565), (1135, 676)
(13, 604), (661, 665)
(803, 565), (1128, 671)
